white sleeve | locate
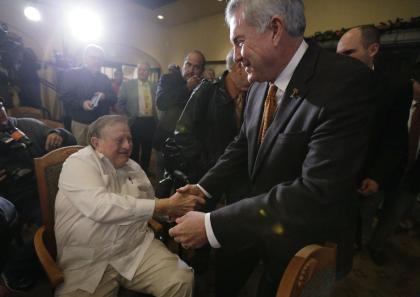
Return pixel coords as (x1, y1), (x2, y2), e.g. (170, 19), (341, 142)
(59, 156), (155, 224)
(205, 213), (221, 248)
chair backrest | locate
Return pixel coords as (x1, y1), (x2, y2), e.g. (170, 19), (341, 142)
(39, 119), (64, 129)
(276, 243), (337, 297)
(34, 145), (83, 257)
(7, 106), (44, 119)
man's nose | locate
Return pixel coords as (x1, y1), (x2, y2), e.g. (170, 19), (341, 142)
(233, 47), (242, 63)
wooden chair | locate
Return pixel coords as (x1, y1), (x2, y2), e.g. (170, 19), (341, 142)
(39, 119), (64, 129)
(276, 243), (337, 297)
(33, 145), (83, 288)
(33, 146), (162, 293)
(7, 106), (45, 119)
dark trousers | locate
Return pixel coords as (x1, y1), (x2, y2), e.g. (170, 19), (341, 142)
(369, 178), (419, 250)
(214, 246), (260, 297)
(130, 117), (156, 172)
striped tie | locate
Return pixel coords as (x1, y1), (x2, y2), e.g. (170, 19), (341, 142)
(258, 84), (278, 144)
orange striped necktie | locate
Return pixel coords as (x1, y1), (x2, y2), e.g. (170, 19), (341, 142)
(258, 83), (278, 144)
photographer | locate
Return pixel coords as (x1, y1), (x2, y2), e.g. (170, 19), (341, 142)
(0, 100), (76, 292)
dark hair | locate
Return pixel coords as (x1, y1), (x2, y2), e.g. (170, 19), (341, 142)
(358, 25), (380, 48)
(185, 50), (206, 69)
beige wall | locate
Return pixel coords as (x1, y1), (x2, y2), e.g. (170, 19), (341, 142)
(164, 0), (420, 68)
(0, 0), (167, 67)
(1, 0), (419, 73)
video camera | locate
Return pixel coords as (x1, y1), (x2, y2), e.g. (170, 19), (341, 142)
(0, 23), (24, 107)
(0, 101), (34, 181)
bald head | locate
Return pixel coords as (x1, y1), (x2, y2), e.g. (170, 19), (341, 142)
(337, 26), (380, 69)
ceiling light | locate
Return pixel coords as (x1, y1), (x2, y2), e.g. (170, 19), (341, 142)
(24, 6), (42, 22)
(68, 7), (103, 42)
(157, 15), (164, 20)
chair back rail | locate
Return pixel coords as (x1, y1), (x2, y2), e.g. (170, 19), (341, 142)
(276, 243), (337, 297)
(34, 145), (83, 256)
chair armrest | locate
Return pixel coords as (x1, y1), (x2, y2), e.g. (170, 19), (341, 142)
(148, 219), (163, 234)
(34, 226), (64, 288)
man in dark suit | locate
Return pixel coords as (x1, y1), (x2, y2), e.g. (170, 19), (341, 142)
(154, 50), (206, 150)
(169, 0), (376, 295)
(117, 62), (158, 172)
(337, 26), (413, 264)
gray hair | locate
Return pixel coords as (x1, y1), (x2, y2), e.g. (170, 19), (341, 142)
(226, 48), (235, 71)
(225, 0), (306, 37)
(87, 115), (128, 146)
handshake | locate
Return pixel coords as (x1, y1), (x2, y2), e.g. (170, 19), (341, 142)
(155, 184), (206, 219)
(154, 185), (210, 250)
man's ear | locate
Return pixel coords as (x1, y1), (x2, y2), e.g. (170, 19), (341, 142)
(270, 16), (285, 46)
(368, 43), (380, 58)
(91, 136), (99, 149)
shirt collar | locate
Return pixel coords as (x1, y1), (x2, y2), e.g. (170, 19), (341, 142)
(274, 39), (308, 94)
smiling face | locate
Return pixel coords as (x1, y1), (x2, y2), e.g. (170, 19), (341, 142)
(92, 121), (132, 168)
(229, 7), (284, 83)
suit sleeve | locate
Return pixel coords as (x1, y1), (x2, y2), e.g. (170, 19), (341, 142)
(174, 81), (213, 181)
(367, 78), (412, 186)
(208, 67), (376, 248)
(198, 106), (251, 199)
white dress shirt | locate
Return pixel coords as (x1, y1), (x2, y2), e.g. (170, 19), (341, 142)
(203, 39), (309, 248)
(408, 99), (420, 160)
(55, 146), (156, 294)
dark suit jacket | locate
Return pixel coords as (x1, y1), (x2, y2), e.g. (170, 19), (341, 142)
(364, 73), (412, 190)
(199, 40), (376, 280)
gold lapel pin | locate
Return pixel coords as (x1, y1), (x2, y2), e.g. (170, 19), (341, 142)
(291, 88), (299, 98)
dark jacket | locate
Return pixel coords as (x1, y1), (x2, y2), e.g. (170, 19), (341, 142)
(172, 71), (250, 202)
(199, 41), (377, 281)
(0, 117), (76, 220)
(154, 70), (191, 149)
(60, 67), (116, 124)
(363, 72), (412, 190)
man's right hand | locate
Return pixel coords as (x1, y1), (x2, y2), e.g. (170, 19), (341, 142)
(155, 189), (205, 219)
(176, 184), (206, 199)
(186, 75), (201, 92)
(167, 191), (205, 218)
(0, 169), (7, 182)
(358, 178), (379, 197)
(82, 100), (94, 111)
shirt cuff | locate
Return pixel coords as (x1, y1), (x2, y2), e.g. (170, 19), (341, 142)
(204, 212), (221, 248)
(133, 198), (155, 221)
(197, 184), (212, 199)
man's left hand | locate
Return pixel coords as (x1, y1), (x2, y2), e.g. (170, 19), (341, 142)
(169, 211), (208, 249)
(45, 133), (63, 151)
